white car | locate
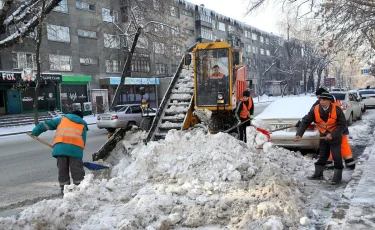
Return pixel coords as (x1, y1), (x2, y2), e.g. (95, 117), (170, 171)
(254, 96), (320, 153)
(358, 89), (375, 109)
(330, 91), (362, 125)
(349, 90), (366, 112)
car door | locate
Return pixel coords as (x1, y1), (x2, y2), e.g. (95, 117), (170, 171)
(130, 105), (143, 126)
(348, 93), (360, 118)
(117, 106), (130, 127)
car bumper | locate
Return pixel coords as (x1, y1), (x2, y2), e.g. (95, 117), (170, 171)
(97, 120), (121, 129)
(270, 130), (320, 150)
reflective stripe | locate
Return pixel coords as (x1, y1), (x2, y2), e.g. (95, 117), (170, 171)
(42, 121), (50, 130)
(55, 133), (83, 139)
(326, 162), (334, 167)
(345, 160), (356, 166)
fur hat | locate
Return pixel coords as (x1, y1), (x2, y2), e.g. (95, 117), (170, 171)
(315, 88), (328, 96)
(319, 92), (333, 100)
(242, 90), (250, 97)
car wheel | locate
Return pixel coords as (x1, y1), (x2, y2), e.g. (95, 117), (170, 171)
(348, 113), (353, 126)
(362, 106), (366, 113)
(106, 128), (116, 133)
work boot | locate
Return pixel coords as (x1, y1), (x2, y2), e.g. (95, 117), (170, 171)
(331, 169), (343, 185)
(345, 158), (356, 170)
(308, 165), (324, 180)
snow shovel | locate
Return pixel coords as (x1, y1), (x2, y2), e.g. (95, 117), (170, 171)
(26, 132), (109, 171)
(223, 119), (271, 140)
(271, 137), (326, 141)
(269, 124), (296, 133)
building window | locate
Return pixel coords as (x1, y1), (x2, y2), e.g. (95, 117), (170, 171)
(252, 46), (256, 53)
(80, 57), (98, 66)
(246, 44), (251, 53)
(170, 6), (178, 17)
(201, 28), (213, 40)
(49, 55), (72, 71)
(170, 26), (179, 35)
(252, 33), (257, 41)
(104, 33), (120, 49)
(260, 48), (265, 55)
(47, 25), (70, 43)
(131, 55), (150, 73)
(266, 50), (270, 56)
(228, 25), (234, 32)
(260, 36), (264, 43)
(185, 29), (194, 35)
(76, 1), (95, 11)
(105, 60), (120, 73)
(54, 0), (68, 13)
(102, 8), (118, 23)
(212, 20), (216, 29)
(12, 53), (36, 70)
(155, 63), (167, 74)
(182, 9), (193, 17)
(77, 29), (97, 38)
(266, 37), (269, 44)
(218, 22), (226, 31)
(153, 0), (159, 11)
(198, 13), (211, 23)
(153, 42), (165, 54)
(244, 31), (250, 38)
(136, 37), (148, 49)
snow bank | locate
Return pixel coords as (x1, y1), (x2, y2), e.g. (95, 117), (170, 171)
(0, 128), (314, 229)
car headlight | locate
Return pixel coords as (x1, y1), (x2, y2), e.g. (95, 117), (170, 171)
(217, 94), (224, 100)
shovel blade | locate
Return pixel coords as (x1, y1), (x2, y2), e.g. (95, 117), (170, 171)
(83, 162), (109, 171)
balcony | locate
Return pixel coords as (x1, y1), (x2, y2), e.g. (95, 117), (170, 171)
(195, 14), (212, 28)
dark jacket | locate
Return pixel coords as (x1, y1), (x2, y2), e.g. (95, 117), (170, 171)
(296, 104), (347, 143)
(236, 98), (254, 121)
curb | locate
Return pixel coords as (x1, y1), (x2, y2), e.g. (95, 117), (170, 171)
(0, 123), (97, 137)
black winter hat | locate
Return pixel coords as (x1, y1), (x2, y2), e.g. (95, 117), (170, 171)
(72, 110), (83, 118)
(315, 88), (328, 96)
(242, 90), (250, 97)
(319, 92), (333, 100)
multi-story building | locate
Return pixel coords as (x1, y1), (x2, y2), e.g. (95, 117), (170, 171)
(0, 0), (303, 115)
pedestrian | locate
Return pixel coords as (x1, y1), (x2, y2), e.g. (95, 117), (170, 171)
(31, 110), (88, 195)
(295, 92), (347, 185)
(236, 90), (254, 143)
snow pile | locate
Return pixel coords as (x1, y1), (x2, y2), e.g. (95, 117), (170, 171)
(0, 129), (314, 229)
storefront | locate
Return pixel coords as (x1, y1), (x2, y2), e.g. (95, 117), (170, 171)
(99, 77), (160, 108)
(0, 71), (62, 114)
(60, 75), (92, 114)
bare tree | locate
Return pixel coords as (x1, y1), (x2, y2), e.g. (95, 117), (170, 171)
(0, 0), (62, 49)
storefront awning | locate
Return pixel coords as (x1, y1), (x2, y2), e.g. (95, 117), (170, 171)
(100, 77), (160, 85)
(62, 75), (92, 84)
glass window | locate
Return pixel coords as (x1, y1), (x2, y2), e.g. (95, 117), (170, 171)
(182, 9), (193, 17)
(131, 54), (150, 73)
(12, 53), (37, 70)
(131, 105), (142, 113)
(104, 33), (120, 49)
(218, 22), (226, 31)
(105, 60), (120, 73)
(170, 6), (178, 17)
(201, 28), (213, 40)
(47, 25), (70, 42)
(252, 33), (257, 40)
(212, 20), (216, 29)
(102, 8), (118, 22)
(153, 42), (165, 54)
(77, 29), (97, 38)
(80, 57), (98, 66)
(54, 0), (68, 13)
(49, 54), (72, 71)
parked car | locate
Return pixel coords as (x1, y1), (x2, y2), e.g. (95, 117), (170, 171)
(330, 91), (362, 125)
(349, 90), (366, 112)
(254, 96), (320, 153)
(358, 89), (375, 109)
(97, 104), (144, 132)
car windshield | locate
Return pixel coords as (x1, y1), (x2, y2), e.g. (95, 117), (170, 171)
(110, 106), (127, 112)
(359, 90), (375, 95)
(331, 93), (345, 100)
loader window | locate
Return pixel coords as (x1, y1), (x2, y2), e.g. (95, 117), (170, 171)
(195, 48), (230, 106)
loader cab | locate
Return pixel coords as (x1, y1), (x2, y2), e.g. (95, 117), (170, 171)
(194, 43), (233, 110)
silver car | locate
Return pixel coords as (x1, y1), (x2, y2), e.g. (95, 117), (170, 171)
(254, 96), (320, 153)
(97, 104), (143, 132)
(330, 91), (362, 125)
(358, 89), (375, 109)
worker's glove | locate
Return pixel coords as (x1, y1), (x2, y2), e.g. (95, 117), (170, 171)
(250, 115), (254, 120)
(237, 121), (241, 125)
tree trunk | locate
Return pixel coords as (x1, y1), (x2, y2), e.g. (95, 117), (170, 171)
(33, 3), (44, 125)
(316, 68), (324, 91)
(110, 27), (141, 109)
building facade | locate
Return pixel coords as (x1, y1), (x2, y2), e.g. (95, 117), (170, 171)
(0, 0), (303, 115)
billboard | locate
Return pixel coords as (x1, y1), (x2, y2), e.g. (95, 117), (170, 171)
(324, 78), (335, 87)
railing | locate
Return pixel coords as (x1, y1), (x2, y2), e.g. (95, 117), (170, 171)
(145, 42), (198, 143)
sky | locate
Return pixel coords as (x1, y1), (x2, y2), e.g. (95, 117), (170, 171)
(186, 0), (285, 35)
(1, 70), (375, 229)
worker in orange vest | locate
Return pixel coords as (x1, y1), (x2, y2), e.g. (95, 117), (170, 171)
(326, 95), (356, 169)
(235, 90), (254, 143)
(31, 110), (88, 195)
(295, 92), (347, 185)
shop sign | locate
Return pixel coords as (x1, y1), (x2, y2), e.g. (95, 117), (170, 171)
(109, 77), (160, 85)
(0, 71), (62, 83)
(21, 68), (36, 82)
(0, 72), (18, 83)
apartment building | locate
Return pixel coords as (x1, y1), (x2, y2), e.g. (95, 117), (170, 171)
(0, 0), (303, 115)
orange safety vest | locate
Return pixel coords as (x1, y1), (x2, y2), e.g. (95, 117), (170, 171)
(53, 117), (85, 149)
(314, 104), (337, 134)
(328, 134), (353, 160)
(210, 72), (225, 79)
(239, 98), (253, 119)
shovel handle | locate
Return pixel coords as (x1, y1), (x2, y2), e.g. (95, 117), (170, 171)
(26, 132), (54, 148)
(270, 125), (295, 133)
(271, 137), (326, 141)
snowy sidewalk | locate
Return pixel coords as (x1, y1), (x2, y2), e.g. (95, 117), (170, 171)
(328, 127), (375, 229)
